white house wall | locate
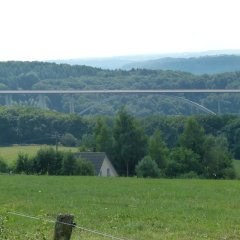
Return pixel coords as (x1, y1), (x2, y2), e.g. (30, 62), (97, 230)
(99, 158), (118, 177)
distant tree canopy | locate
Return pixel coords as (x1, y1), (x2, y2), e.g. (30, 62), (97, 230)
(0, 106), (89, 145)
(1, 61), (240, 115)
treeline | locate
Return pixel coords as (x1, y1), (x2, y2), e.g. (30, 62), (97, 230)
(0, 106), (89, 145)
(82, 109), (235, 179)
(14, 148), (94, 176)
(0, 106), (238, 178)
(1, 106), (240, 160)
(1, 61), (240, 115)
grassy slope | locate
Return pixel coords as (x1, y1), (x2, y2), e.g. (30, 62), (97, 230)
(0, 176), (239, 240)
(0, 145), (78, 165)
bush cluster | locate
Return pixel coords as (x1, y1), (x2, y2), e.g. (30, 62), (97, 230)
(0, 157), (8, 173)
(135, 118), (236, 179)
(15, 147), (94, 176)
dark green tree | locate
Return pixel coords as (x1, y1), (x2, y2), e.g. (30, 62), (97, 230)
(60, 133), (78, 147)
(15, 153), (32, 174)
(112, 108), (147, 176)
(149, 130), (169, 169)
(94, 118), (112, 154)
(32, 147), (62, 175)
(0, 157), (8, 173)
(79, 134), (95, 152)
(203, 135), (235, 179)
(179, 117), (205, 157)
(166, 147), (201, 177)
(61, 151), (77, 175)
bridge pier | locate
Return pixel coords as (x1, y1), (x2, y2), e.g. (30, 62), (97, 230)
(69, 94), (75, 114)
(218, 100), (221, 115)
(37, 94), (47, 109)
(5, 94), (13, 106)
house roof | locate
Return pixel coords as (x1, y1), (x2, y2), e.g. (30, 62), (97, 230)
(75, 152), (106, 174)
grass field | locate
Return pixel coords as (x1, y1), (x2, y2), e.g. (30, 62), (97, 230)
(0, 175), (239, 239)
(0, 145), (78, 165)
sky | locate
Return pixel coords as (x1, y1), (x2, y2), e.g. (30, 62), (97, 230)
(0, 0), (240, 61)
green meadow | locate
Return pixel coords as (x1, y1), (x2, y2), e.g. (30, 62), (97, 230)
(0, 175), (239, 240)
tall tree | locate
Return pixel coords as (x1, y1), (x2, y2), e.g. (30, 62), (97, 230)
(179, 117), (205, 157)
(94, 118), (112, 154)
(166, 147), (202, 177)
(202, 135), (235, 178)
(148, 130), (169, 169)
(112, 109), (147, 176)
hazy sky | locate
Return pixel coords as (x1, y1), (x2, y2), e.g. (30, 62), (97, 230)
(0, 0), (240, 61)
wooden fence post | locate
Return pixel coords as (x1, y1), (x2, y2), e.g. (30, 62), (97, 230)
(53, 214), (74, 240)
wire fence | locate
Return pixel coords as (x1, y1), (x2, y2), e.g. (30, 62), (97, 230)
(7, 211), (132, 240)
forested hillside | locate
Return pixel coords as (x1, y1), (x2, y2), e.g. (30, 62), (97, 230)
(123, 55), (240, 74)
(1, 61), (240, 115)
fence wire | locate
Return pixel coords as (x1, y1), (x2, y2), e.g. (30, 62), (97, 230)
(7, 211), (132, 240)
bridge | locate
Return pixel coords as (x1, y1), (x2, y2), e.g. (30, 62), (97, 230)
(1, 89), (238, 115)
(0, 89), (240, 94)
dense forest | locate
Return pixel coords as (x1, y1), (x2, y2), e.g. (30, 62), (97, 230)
(0, 106), (238, 178)
(0, 61), (240, 115)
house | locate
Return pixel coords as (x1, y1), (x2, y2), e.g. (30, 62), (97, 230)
(75, 152), (118, 177)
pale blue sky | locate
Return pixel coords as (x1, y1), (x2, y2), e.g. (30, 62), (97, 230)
(0, 0), (240, 60)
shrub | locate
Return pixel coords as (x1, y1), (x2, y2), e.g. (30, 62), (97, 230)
(0, 157), (8, 173)
(60, 133), (78, 147)
(75, 158), (95, 176)
(61, 151), (77, 175)
(135, 156), (160, 178)
(15, 153), (32, 174)
(32, 147), (58, 175)
(203, 135), (235, 179)
(222, 167), (236, 179)
(167, 147), (202, 177)
(179, 171), (200, 179)
(165, 160), (182, 178)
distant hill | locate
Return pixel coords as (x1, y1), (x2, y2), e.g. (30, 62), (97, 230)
(123, 55), (240, 74)
(51, 55), (164, 70)
(52, 57), (133, 70)
(50, 50), (240, 71)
